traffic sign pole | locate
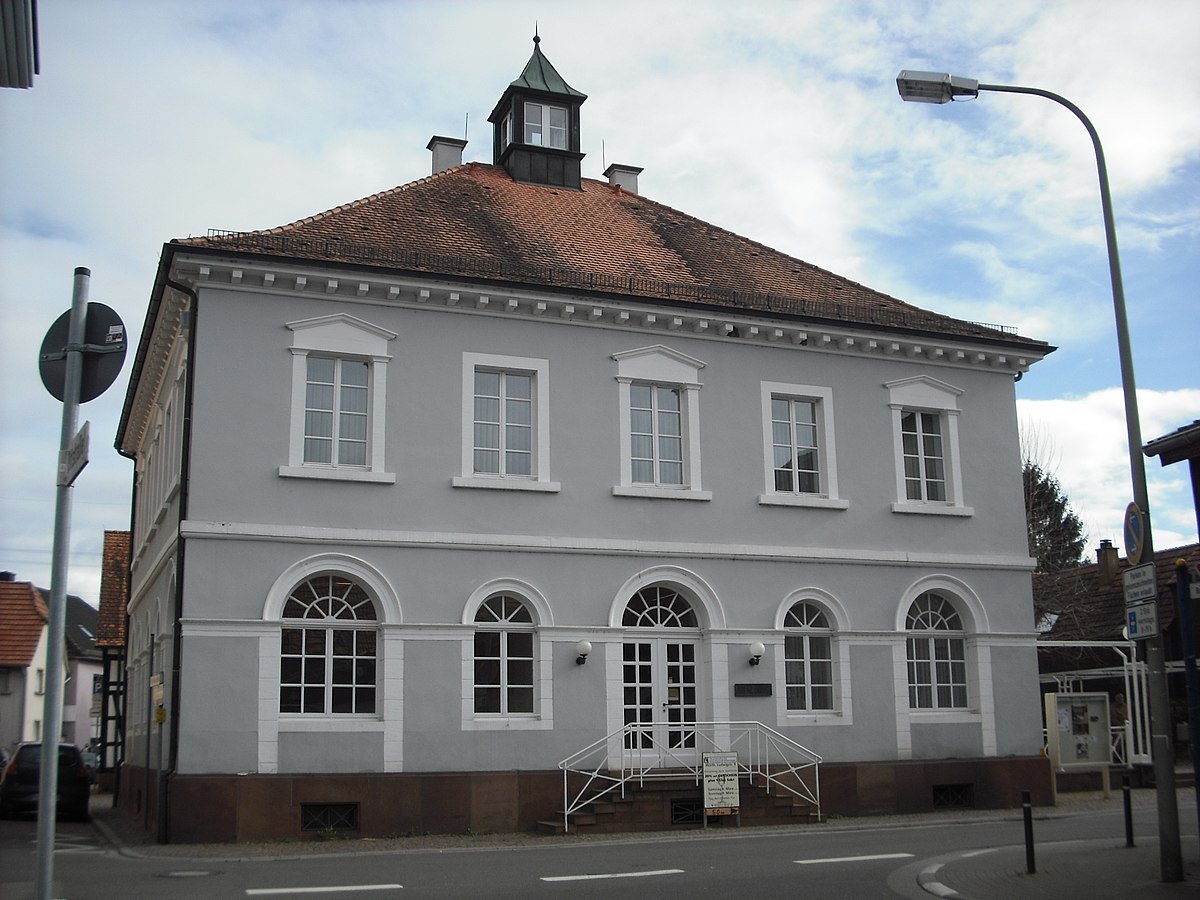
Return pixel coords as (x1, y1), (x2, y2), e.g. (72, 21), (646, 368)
(36, 267), (91, 900)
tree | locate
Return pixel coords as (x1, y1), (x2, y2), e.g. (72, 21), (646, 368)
(1023, 461), (1086, 572)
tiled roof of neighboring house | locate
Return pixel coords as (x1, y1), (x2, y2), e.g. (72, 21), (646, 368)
(0, 579), (49, 666)
(96, 530), (130, 648)
(179, 162), (1050, 350)
(1034, 542), (1200, 643)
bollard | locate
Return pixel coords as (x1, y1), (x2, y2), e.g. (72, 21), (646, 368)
(1123, 774), (1135, 847)
(1023, 790), (1036, 874)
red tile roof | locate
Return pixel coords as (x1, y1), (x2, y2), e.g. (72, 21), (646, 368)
(182, 162), (1047, 349)
(1035, 542), (1200, 642)
(96, 530), (130, 648)
(0, 580), (49, 666)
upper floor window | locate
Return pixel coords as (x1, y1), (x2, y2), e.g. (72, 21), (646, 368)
(901, 410), (944, 501)
(784, 601), (834, 711)
(885, 376), (970, 516)
(279, 574), (379, 716)
(905, 591), (967, 710)
(454, 353), (558, 492)
(473, 594), (535, 715)
(759, 383), (847, 509)
(524, 101), (567, 149)
(473, 370), (533, 477)
(630, 383), (683, 486)
(304, 357), (368, 467)
(281, 315), (396, 484)
(613, 346), (709, 501)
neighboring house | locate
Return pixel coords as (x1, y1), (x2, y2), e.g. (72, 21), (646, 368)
(95, 530), (130, 782)
(115, 39), (1054, 842)
(62, 592), (102, 748)
(0, 573), (51, 749)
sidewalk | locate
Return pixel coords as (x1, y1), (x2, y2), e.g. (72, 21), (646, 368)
(88, 786), (1200, 897)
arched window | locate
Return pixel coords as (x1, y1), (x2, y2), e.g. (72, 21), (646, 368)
(784, 600), (834, 711)
(622, 586), (698, 627)
(280, 574), (378, 715)
(905, 591), (966, 709)
(473, 594), (535, 715)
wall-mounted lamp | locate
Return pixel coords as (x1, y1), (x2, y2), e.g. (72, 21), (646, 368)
(575, 640), (592, 666)
(749, 641), (765, 666)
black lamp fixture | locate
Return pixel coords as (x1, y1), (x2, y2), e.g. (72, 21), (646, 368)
(749, 641), (765, 666)
(575, 640), (592, 665)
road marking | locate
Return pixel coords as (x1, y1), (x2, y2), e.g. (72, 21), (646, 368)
(541, 868), (685, 882)
(796, 852), (914, 865)
(246, 886), (401, 895)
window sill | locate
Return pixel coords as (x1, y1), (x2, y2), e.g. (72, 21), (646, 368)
(277, 716), (385, 732)
(462, 716), (552, 731)
(759, 494), (849, 510)
(891, 502), (973, 517)
(452, 476), (561, 493)
(612, 485), (713, 501)
(278, 466), (396, 484)
(908, 709), (980, 724)
(784, 711), (846, 725)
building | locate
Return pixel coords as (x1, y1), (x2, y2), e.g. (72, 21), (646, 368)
(0, 574), (51, 748)
(95, 530), (129, 787)
(115, 39), (1054, 842)
(62, 592), (101, 749)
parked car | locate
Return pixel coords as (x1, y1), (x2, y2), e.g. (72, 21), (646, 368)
(0, 743), (91, 821)
(80, 749), (98, 784)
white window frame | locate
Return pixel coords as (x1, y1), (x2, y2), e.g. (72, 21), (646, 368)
(771, 588), (853, 725)
(904, 592), (968, 711)
(524, 100), (568, 149)
(758, 382), (847, 509)
(612, 346), (710, 501)
(460, 579), (554, 731)
(884, 376), (971, 516)
(454, 352), (559, 492)
(280, 315), (397, 484)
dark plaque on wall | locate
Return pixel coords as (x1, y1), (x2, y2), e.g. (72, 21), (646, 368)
(734, 683), (772, 698)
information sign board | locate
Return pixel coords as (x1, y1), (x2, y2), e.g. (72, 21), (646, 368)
(1127, 600), (1160, 640)
(1122, 562), (1158, 604)
(702, 751), (739, 814)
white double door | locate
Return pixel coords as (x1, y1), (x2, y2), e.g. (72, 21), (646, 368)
(622, 638), (700, 757)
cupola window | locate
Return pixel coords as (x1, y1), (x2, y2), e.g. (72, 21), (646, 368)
(524, 101), (568, 149)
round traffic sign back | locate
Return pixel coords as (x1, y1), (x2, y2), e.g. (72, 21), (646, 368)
(38, 303), (127, 402)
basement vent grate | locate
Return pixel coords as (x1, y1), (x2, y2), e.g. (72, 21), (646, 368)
(301, 802), (359, 833)
(671, 799), (703, 825)
(931, 783), (974, 810)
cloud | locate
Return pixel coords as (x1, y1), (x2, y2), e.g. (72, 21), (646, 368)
(1019, 388), (1200, 553)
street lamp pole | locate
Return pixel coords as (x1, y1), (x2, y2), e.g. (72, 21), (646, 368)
(897, 70), (1182, 882)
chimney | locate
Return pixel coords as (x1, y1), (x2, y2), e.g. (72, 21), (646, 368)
(1096, 539), (1120, 582)
(0, 571), (15, 582)
(604, 163), (643, 195)
(427, 136), (468, 175)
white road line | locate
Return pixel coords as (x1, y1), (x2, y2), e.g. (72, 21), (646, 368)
(541, 868), (685, 882)
(246, 885), (402, 895)
(796, 852), (915, 865)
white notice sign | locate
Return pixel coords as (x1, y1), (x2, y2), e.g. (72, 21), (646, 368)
(1122, 563), (1158, 604)
(702, 751), (739, 813)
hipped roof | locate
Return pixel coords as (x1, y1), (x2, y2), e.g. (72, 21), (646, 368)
(177, 162), (1049, 349)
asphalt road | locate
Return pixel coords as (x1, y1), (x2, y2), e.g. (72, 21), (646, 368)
(0, 794), (1190, 899)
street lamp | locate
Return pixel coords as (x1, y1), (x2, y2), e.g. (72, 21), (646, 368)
(897, 69), (1182, 883)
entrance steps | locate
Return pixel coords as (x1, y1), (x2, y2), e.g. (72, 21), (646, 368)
(538, 774), (820, 835)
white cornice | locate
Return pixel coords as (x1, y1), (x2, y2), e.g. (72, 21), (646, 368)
(171, 253), (1046, 374)
(181, 518), (1037, 572)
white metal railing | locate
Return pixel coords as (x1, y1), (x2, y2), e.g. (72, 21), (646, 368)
(558, 720), (821, 832)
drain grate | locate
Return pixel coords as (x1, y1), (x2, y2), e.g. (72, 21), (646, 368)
(301, 802), (359, 833)
(670, 799), (703, 825)
(931, 783), (974, 810)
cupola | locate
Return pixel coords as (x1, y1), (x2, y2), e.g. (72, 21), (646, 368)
(488, 35), (587, 189)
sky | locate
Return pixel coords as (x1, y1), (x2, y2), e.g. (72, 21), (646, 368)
(1, 0), (1197, 605)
